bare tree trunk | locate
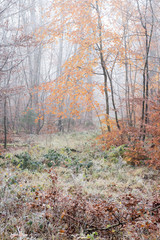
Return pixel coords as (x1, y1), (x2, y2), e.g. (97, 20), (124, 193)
(106, 70), (121, 130)
(56, 34), (64, 132)
(96, 0), (110, 132)
(124, 26), (132, 127)
(4, 96), (7, 149)
(136, 0), (154, 141)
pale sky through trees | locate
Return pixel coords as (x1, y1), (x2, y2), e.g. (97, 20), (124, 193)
(0, 0), (159, 139)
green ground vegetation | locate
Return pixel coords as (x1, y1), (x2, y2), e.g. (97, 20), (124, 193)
(0, 132), (159, 239)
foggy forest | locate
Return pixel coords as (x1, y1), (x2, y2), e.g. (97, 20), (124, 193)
(0, 0), (160, 239)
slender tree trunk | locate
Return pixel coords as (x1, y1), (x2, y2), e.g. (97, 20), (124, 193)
(124, 27), (132, 127)
(56, 32), (64, 132)
(4, 96), (7, 149)
(96, 0), (110, 132)
(103, 69), (111, 132)
(106, 70), (121, 130)
(136, 0), (154, 141)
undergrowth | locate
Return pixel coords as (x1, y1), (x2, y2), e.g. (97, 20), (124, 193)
(0, 132), (160, 239)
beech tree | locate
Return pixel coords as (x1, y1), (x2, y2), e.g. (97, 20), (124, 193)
(36, 0), (125, 132)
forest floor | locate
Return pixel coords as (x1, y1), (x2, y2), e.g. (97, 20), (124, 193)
(0, 131), (160, 240)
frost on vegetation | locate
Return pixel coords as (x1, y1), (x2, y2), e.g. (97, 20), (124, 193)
(0, 135), (160, 239)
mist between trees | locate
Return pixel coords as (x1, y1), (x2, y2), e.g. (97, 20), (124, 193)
(0, 0), (160, 165)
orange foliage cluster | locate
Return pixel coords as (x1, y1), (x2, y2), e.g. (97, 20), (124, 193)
(35, 0), (125, 129)
(34, 0), (160, 169)
(146, 97), (160, 167)
(97, 95), (160, 168)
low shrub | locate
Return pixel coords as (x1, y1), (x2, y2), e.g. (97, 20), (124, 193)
(12, 152), (43, 171)
(43, 148), (93, 173)
(104, 145), (127, 163)
(43, 149), (68, 167)
(66, 157), (93, 173)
